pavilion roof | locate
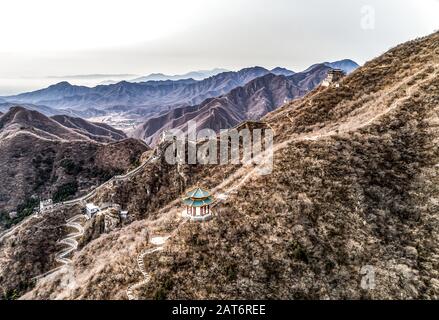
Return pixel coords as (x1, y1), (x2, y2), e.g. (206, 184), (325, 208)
(183, 187), (215, 207)
(182, 196), (214, 207)
(186, 187), (211, 199)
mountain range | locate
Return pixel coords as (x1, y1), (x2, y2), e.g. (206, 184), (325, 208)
(270, 67), (295, 76)
(1, 67), (270, 115)
(0, 32), (438, 300)
(131, 68), (229, 82)
(0, 107), (148, 215)
(0, 61), (358, 122)
(132, 73), (308, 145)
(0, 102), (63, 117)
(131, 62), (345, 145)
(1, 31), (436, 300)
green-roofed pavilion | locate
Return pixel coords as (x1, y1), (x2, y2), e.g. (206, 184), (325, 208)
(182, 187), (214, 221)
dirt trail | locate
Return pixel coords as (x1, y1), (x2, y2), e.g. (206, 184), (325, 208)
(126, 220), (186, 300)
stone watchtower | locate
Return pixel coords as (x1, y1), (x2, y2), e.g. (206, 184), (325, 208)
(322, 69), (346, 87)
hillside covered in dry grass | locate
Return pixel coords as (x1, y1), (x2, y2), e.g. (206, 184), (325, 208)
(0, 107), (148, 228)
(1, 31), (438, 300)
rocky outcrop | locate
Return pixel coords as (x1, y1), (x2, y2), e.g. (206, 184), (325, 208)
(80, 208), (121, 246)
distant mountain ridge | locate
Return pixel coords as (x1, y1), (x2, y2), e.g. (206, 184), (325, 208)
(0, 102), (62, 116)
(1, 61), (357, 112)
(131, 62), (334, 146)
(0, 61), (359, 128)
(325, 59), (359, 74)
(51, 114), (127, 142)
(2, 67), (272, 118)
(132, 68), (229, 82)
(132, 73), (306, 145)
(303, 59), (359, 74)
(271, 67), (295, 76)
(0, 106), (126, 143)
(287, 64), (333, 91)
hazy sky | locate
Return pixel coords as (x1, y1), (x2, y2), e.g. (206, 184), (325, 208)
(0, 0), (438, 94)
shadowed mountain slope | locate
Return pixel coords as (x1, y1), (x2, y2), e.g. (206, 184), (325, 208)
(51, 114), (126, 142)
(131, 60), (343, 146)
(132, 73), (307, 145)
(0, 107), (148, 216)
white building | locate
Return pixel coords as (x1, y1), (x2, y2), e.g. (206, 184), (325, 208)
(9, 211), (17, 219)
(39, 199), (54, 212)
(86, 203), (100, 218)
(119, 210), (128, 220)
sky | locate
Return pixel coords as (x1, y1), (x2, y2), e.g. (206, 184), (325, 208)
(0, 0), (438, 95)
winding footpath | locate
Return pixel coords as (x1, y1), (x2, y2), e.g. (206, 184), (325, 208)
(30, 155), (160, 281)
(1, 154), (159, 246)
(125, 180), (240, 300)
(126, 228), (179, 300)
(126, 246), (164, 300)
(32, 214), (88, 281)
(55, 215), (87, 265)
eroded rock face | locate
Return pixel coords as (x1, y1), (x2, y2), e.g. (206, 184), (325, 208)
(104, 209), (121, 234)
(81, 208), (122, 246)
(81, 213), (106, 246)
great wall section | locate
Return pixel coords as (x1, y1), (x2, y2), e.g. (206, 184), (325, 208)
(1, 123), (274, 293)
